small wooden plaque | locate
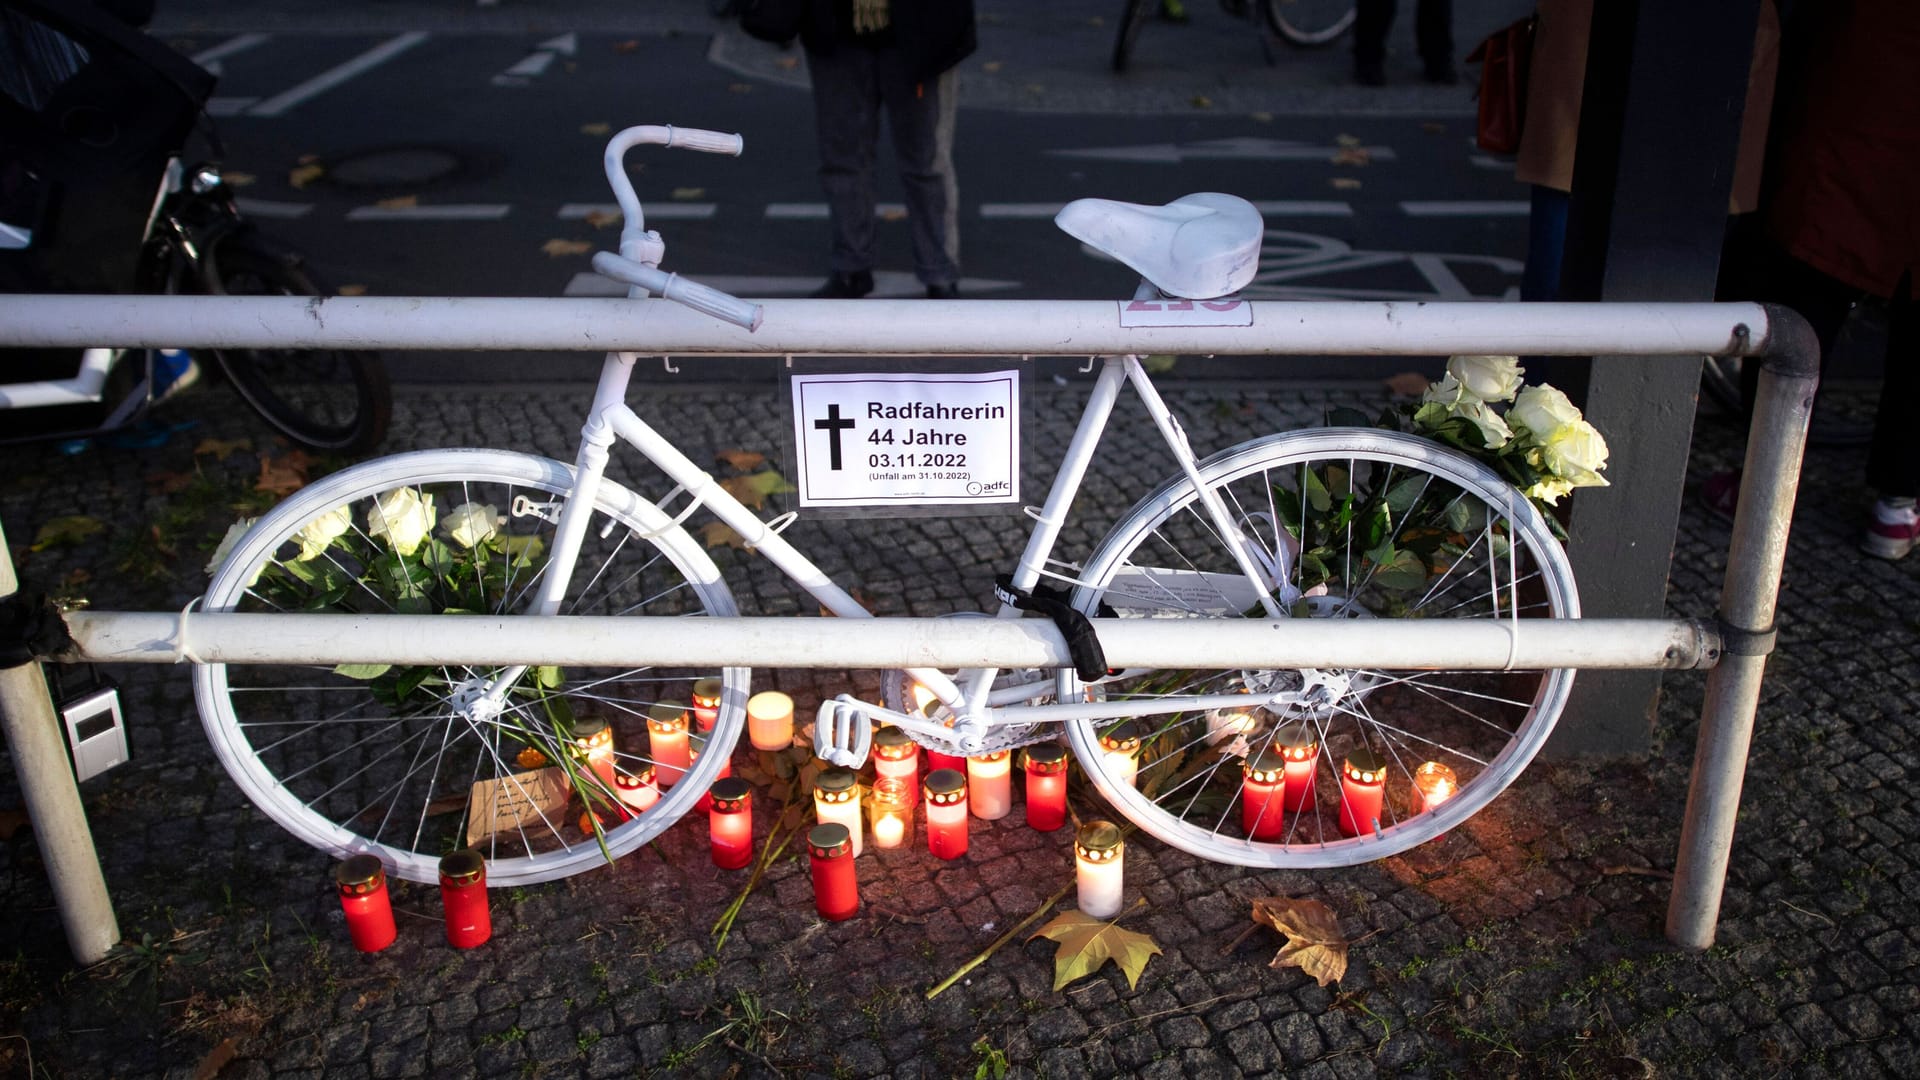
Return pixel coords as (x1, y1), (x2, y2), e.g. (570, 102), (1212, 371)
(465, 767), (571, 847)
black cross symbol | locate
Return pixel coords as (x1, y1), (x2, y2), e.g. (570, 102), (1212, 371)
(813, 402), (856, 470)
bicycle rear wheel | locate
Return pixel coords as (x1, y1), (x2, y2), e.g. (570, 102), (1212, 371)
(195, 449), (747, 885)
(1263, 0), (1356, 46)
(208, 240), (391, 453)
(1112, 0), (1157, 72)
(1062, 429), (1577, 867)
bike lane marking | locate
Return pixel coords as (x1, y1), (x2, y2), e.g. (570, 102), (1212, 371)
(1399, 201), (1530, 217)
(247, 31), (431, 118)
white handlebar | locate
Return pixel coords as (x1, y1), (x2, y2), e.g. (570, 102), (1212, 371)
(602, 124), (743, 231)
(591, 252), (763, 332)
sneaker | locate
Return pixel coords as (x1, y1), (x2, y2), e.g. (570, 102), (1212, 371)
(152, 348), (201, 403)
(1861, 499), (1918, 561)
(810, 270), (873, 299)
(924, 281), (959, 300)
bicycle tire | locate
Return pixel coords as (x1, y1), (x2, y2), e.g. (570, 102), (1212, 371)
(195, 449), (748, 886)
(1112, 0), (1157, 72)
(1262, 0), (1356, 47)
(1060, 428), (1578, 868)
(207, 241), (392, 454)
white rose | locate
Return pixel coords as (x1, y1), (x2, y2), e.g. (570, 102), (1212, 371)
(367, 487), (435, 555)
(1541, 418), (1610, 487)
(1447, 355), (1525, 403)
(1524, 477), (1576, 505)
(441, 502), (500, 549)
(293, 505), (351, 562)
(1508, 384), (1584, 440)
(1453, 398), (1513, 450)
(1422, 373), (1477, 408)
(206, 517), (258, 576)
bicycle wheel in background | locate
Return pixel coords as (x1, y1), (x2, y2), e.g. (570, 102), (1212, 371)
(1061, 429), (1578, 868)
(207, 240), (391, 454)
(1263, 0), (1356, 46)
(1112, 0), (1157, 71)
(195, 449), (748, 885)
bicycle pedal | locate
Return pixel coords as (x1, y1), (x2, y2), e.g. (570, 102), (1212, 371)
(812, 696), (874, 768)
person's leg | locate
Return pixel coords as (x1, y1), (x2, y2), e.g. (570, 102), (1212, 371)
(1415, 0), (1456, 82)
(807, 44), (882, 292)
(1862, 290), (1918, 557)
(1520, 185), (1569, 302)
(878, 53), (960, 293)
(1353, 0), (1393, 83)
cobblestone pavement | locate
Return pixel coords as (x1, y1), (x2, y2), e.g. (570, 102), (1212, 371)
(1, 370), (1917, 1079)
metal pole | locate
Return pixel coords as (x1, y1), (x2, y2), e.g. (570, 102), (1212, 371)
(59, 612), (1720, 672)
(0, 520), (119, 964)
(1667, 306), (1819, 949)
(0, 295), (1768, 358)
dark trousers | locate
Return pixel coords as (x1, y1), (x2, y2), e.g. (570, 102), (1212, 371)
(805, 42), (960, 287)
(1354, 0), (1454, 68)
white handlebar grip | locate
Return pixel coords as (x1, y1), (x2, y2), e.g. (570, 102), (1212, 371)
(666, 127), (744, 156)
(662, 275), (763, 332)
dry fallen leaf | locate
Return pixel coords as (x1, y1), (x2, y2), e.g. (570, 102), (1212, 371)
(581, 122), (612, 136)
(1251, 896), (1349, 986)
(195, 436), (252, 460)
(1335, 133), (1362, 147)
(671, 187), (705, 200)
(1190, 94), (1214, 109)
(878, 206), (908, 223)
(255, 451), (313, 497)
(288, 163), (325, 189)
(1031, 910), (1162, 991)
(584, 209), (620, 228)
(612, 39), (640, 53)
(1330, 178), (1363, 191)
(718, 469), (796, 511)
(542, 239), (594, 258)
(222, 171), (256, 187)
(982, 60), (1003, 73)
(716, 448), (767, 471)
(1384, 371), (1432, 397)
(375, 195), (419, 210)
(1331, 147), (1372, 167)
(699, 521), (751, 551)
(1421, 121), (1447, 135)
(191, 1037), (236, 1080)
(30, 515), (105, 551)
(337, 284), (369, 296)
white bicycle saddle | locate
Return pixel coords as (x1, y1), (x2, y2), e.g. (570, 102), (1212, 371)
(1055, 192), (1263, 300)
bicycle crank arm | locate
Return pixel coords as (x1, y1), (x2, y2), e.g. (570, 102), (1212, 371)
(813, 694), (996, 766)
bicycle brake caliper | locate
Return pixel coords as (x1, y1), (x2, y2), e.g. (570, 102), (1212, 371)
(813, 695), (875, 768)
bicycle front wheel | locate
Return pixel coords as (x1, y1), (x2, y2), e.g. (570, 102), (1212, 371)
(1062, 429), (1577, 868)
(1112, 0), (1157, 72)
(195, 449), (747, 885)
(1263, 0), (1356, 46)
(208, 241), (392, 454)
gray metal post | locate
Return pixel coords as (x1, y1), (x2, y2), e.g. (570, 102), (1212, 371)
(1667, 307), (1818, 948)
(0, 519), (120, 964)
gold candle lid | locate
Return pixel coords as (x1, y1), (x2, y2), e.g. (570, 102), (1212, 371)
(873, 725), (914, 748)
(1343, 748), (1389, 783)
(438, 849), (485, 886)
(692, 677), (723, 702)
(969, 750), (1010, 764)
(709, 777), (751, 810)
(1276, 722), (1319, 755)
(1244, 749), (1287, 782)
(807, 822), (852, 857)
(647, 701), (689, 729)
(615, 765), (656, 789)
(813, 767), (856, 802)
(1075, 820), (1124, 860)
(1098, 721), (1144, 753)
(335, 853), (386, 893)
(924, 767), (966, 803)
(1025, 742), (1068, 772)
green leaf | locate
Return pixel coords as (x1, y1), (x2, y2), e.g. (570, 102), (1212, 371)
(31, 515), (106, 551)
(502, 534), (545, 567)
(1302, 467), (1332, 514)
(737, 469), (797, 498)
(332, 663), (392, 679)
(1371, 548), (1427, 591)
(535, 665), (565, 689)
(1383, 475), (1427, 516)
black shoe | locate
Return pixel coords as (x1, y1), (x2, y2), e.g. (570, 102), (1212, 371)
(810, 270), (873, 299)
(1423, 60), (1459, 85)
(925, 282), (960, 300)
(1354, 59), (1386, 87)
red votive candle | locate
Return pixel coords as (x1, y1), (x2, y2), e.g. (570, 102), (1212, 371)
(614, 765), (660, 811)
(1337, 749), (1388, 838)
(708, 778), (753, 869)
(1241, 749), (1289, 841)
(335, 854), (397, 953)
(1277, 723), (1321, 813)
(690, 733), (733, 813)
(691, 677), (723, 732)
(872, 725), (920, 797)
(570, 716), (617, 793)
(1024, 743), (1069, 832)
(807, 822), (859, 921)
(438, 849), (491, 949)
(648, 702), (692, 787)
(923, 768), (969, 860)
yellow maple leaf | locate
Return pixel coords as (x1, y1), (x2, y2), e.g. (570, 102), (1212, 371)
(542, 239), (593, 258)
(584, 209), (620, 229)
(288, 163), (325, 189)
(1251, 896), (1348, 986)
(580, 122), (612, 136)
(715, 448), (767, 472)
(1029, 910), (1161, 991)
(337, 284), (369, 296)
(1330, 178), (1362, 191)
(375, 195), (419, 210)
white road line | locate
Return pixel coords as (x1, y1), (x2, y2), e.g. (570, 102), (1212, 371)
(345, 204), (511, 221)
(234, 198), (314, 220)
(503, 52), (556, 78)
(982, 200), (1351, 218)
(1470, 155), (1516, 170)
(765, 203), (908, 220)
(191, 32), (271, 67)
(559, 203), (716, 221)
(248, 31), (431, 118)
(1399, 200), (1530, 217)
